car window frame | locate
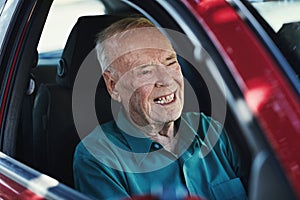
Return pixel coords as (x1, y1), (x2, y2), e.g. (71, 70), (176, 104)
(236, 0), (300, 95)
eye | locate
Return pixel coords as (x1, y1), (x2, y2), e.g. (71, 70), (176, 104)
(136, 68), (153, 78)
(141, 69), (152, 75)
(165, 54), (178, 67)
(167, 60), (177, 66)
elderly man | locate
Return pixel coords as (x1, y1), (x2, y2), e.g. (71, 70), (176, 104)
(73, 17), (247, 200)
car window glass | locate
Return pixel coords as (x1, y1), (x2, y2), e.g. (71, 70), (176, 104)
(248, 0), (300, 84)
(250, 0), (300, 32)
(0, 0), (6, 15)
(0, 0), (19, 50)
(37, 0), (105, 54)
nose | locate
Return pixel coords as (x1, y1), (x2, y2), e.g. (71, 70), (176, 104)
(154, 67), (173, 87)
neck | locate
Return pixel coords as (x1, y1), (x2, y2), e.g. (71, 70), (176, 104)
(134, 120), (175, 138)
(124, 111), (179, 153)
(140, 122), (178, 153)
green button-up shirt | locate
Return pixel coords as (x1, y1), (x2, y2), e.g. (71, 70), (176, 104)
(73, 112), (247, 200)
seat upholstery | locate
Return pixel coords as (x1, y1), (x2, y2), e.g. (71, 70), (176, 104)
(17, 52), (57, 166)
(32, 15), (125, 187)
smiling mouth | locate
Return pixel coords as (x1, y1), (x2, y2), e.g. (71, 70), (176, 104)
(153, 93), (175, 105)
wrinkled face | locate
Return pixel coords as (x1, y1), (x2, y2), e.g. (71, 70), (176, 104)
(103, 28), (184, 128)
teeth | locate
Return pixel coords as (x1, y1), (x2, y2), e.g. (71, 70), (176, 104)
(154, 93), (175, 105)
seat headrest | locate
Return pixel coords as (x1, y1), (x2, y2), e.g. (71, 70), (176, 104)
(56, 15), (125, 88)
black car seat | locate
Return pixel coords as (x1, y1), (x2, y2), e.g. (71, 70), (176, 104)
(32, 15), (125, 187)
(17, 50), (57, 166)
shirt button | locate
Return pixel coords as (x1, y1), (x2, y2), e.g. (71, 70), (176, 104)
(153, 143), (160, 149)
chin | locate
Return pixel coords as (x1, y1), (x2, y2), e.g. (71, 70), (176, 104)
(154, 111), (182, 124)
(170, 112), (182, 121)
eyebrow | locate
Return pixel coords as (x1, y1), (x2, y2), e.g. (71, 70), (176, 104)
(166, 53), (176, 60)
(133, 52), (177, 69)
(134, 64), (153, 70)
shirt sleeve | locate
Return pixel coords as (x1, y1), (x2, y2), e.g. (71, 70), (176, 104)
(73, 144), (130, 200)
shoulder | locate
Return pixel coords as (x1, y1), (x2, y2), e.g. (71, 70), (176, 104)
(74, 121), (120, 160)
(74, 120), (132, 166)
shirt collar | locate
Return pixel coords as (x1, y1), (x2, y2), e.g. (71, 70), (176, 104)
(177, 116), (208, 150)
(174, 116), (208, 155)
(115, 110), (208, 165)
(116, 110), (153, 154)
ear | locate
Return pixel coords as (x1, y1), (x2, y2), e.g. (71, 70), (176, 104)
(103, 71), (121, 102)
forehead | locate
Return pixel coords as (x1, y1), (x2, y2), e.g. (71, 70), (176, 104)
(120, 28), (172, 48)
(113, 49), (176, 74)
(103, 27), (174, 68)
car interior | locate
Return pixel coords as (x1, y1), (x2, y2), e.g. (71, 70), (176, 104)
(7, 0), (297, 199)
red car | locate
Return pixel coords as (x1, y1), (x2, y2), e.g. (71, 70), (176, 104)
(0, 0), (299, 199)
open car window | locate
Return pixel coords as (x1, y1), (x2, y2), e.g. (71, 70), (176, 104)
(248, 0), (300, 89)
(37, 0), (105, 66)
(0, 0), (6, 15)
(250, 1), (300, 32)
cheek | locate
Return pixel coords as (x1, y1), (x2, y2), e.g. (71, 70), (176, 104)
(130, 86), (153, 106)
(169, 65), (184, 83)
(128, 87), (153, 125)
(128, 86), (153, 114)
(178, 73), (184, 89)
(176, 69), (184, 82)
(116, 78), (136, 102)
